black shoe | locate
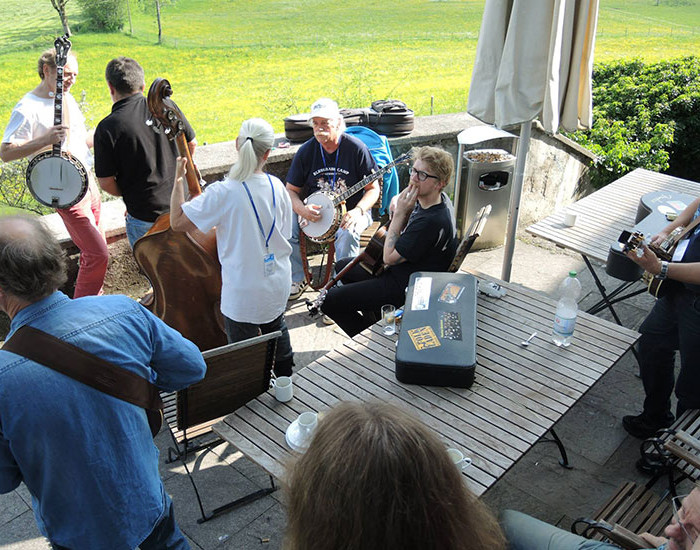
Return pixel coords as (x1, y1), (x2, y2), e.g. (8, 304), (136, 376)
(622, 413), (674, 439)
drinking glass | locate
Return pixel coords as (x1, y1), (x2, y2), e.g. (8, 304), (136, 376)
(382, 304), (396, 335)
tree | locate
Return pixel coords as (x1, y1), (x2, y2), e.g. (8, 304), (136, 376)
(77, 0), (126, 31)
(49, 0), (72, 36)
(155, 0), (162, 44)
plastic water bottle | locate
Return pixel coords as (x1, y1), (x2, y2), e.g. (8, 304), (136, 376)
(552, 271), (582, 347)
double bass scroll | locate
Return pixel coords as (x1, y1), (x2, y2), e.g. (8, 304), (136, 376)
(133, 78), (227, 351)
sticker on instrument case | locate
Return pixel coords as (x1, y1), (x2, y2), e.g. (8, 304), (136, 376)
(439, 311), (462, 340)
(407, 326), (441, 350)
(438, 283), (464, 304)
(410, 277), (432, 310)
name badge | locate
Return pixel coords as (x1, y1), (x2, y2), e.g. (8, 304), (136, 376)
(264, 253), (275, 276)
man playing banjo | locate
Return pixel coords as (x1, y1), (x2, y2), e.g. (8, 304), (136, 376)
(286, 98), (380, 302)
(0, 47), (108, 298)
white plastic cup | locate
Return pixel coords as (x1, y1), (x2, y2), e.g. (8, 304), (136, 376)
(446, 448), (472, 470)
(271, 376), (293, 402)
(563, 211), (577, 227)
(297, 412), (318, 439)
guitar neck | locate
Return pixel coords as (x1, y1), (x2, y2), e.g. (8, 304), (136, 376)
(332, 154), (409, 207)
(52, 67), (64, 156)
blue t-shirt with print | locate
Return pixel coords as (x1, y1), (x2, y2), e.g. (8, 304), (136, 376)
(286, 133), (378, 211)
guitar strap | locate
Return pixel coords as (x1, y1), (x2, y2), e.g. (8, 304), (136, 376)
(2, 325), (164, 436)
(673, 215), (700, 244)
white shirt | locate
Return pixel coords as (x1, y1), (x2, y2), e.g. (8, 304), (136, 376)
(182, 173), (293, 324)
(2, 91), (92, 169)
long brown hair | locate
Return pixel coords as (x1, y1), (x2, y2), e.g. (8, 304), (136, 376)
(284, 401), (506, 550)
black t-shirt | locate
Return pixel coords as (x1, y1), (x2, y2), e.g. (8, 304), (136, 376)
(286, 133), (378, 211)
(94, 93), (195, 222)
(388, 197), (458, 288)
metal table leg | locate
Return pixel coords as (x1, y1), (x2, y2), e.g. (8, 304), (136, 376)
(580, 255), (641, 367)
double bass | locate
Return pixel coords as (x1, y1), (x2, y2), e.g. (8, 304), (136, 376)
(133, 78), (227, 351)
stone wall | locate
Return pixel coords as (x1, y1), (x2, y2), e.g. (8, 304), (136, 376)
(196, 112), (595, 229)
(39, 112), (596, 285)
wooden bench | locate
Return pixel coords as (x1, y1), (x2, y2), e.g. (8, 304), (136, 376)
(639, 409), (700, 483)
(572, 482), (672, 549)
(163, 331), (280, 523)
(571, 412), (700, 549)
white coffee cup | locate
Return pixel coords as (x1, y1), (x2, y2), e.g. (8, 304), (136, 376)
(563, 211), (577, 227)
(446, 448), (472, 470)
(271, 376), (293, 402)
(297, 412), (318, 440)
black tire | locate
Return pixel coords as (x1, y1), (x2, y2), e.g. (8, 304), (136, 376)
(367, 109), (415, 136)
(284, 114), (313, 142)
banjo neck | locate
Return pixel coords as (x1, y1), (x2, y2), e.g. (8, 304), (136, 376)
(51, 38), (70, 157)
(331, 152), (410, 207)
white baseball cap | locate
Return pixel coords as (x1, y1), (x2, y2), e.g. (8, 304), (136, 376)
(308, 98), (340, 121)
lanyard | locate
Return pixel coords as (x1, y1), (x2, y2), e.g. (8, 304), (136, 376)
(319, 136), (341, 191)
(241, 174), (276, 252)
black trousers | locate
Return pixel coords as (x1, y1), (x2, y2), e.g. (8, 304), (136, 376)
(321, 257), (407, 337)
(638, 286), (700, 421)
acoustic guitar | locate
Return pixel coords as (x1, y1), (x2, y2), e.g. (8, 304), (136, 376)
(622, 231), (681, 298)
(305, 223), (387, 316)
(25, 35), (88, 209)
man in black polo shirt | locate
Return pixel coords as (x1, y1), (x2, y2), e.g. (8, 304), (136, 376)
(94, 57), (196, 247)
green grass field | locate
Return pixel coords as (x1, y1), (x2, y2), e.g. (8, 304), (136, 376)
(0, 0), (698, 144)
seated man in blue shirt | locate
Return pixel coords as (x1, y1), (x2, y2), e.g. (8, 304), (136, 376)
(286, 97), (380, 300)
(0, 215), (206, 550)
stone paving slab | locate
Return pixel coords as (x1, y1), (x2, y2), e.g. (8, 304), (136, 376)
(0, 236), (662, 549)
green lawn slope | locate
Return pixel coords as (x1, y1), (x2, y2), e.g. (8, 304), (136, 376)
(0, 0), (698, 144)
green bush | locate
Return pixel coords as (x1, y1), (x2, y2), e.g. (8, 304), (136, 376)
(0, 159), (51, 215)
(568, 56), (700, 188)
(77, 0), (126, 32)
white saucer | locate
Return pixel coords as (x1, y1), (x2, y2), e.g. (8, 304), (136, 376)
(285, 419), (311, 453)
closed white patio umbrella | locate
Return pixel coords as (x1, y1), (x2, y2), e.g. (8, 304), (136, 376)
(467, 0), (599, 281)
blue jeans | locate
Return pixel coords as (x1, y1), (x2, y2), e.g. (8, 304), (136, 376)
(224, 313), (294, 376)
(289, 211), (372, 283)
(126, 213), (155, 249)
(51, 493), (189, 550)
(637, 286), (700, 421)
(500, 510), (646, 550)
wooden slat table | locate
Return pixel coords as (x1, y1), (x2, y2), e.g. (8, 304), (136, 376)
(214, 272), (638, 496)
(527, 168), (700, 322)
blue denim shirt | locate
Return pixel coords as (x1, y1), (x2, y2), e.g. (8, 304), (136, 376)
(0, 292), (206, 549)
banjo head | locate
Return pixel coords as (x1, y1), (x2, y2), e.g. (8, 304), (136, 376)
(301, 191), (340, 241)
(26, 153), (88, 209)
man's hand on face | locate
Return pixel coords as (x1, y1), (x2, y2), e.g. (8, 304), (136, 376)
(393, 183), (418, 220)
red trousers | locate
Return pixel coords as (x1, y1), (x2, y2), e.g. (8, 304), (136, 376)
(56, 180), (109, 297)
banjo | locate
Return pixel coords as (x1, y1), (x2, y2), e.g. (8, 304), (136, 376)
(300, 152), (411, 243)
(25, 35), (88, 209)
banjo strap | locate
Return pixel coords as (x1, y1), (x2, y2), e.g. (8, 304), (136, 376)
(300, 231), (335, 290)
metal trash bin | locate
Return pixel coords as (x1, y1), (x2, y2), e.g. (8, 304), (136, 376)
(456, 149), (515, 249)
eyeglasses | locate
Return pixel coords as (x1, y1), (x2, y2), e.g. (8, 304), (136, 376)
(409, 167), (439, 182)
(672, 494), (698, 544)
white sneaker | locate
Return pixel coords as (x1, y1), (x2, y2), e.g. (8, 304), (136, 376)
(322, 314), (336, 326)
(289, 280), (309, 301)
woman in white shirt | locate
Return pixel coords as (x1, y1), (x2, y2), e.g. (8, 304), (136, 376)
(170, 118), (295, 375)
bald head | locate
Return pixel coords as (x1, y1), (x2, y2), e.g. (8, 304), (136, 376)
(0, 216), (66, 302)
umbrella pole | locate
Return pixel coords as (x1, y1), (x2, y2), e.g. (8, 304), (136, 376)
(501, 120), (532, 282)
